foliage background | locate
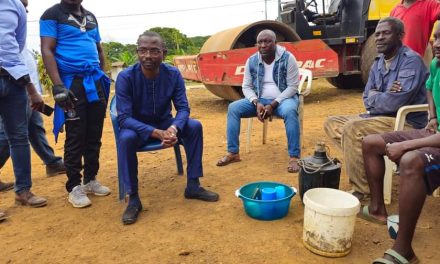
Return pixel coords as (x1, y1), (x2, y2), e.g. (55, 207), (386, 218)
(37, 27), (209, 94)
(102, 27), (209, 66)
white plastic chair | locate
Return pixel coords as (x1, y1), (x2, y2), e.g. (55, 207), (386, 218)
(245, 68), (312, 153)
(383, 104), (440, 204)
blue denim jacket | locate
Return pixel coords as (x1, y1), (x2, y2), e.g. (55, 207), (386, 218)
(363, 45), (428, 128)
(242, 45), (299, 103)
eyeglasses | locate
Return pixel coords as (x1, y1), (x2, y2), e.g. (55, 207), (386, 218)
(136, 48), (162, 56)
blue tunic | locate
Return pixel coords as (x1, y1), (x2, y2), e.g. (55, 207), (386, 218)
(115, 63), (190, 138)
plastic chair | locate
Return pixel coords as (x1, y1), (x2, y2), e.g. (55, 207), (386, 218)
(109, 96), (184, 201)
(245, 68), (313, 153)
(383, 104), (439, 204)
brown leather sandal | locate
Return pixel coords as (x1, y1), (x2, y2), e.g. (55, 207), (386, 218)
(216, 154), (241, 166)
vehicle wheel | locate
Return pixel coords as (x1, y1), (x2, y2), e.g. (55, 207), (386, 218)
(327, 74), (364, 89)
(360, 34), (377, 85)
(200, 20), (300, 101)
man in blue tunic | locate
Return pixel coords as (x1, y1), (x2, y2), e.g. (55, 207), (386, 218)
(116, 31), (219, 225)
(40, 0), (111, 208)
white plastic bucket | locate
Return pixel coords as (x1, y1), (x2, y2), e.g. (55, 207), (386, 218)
(302, 188), (360, 257)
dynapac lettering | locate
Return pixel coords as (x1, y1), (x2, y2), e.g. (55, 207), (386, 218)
(234, 59), (326, 75)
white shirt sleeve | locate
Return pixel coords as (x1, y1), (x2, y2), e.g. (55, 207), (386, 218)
(21, 47), (43, 94)
(275, 54), (299, 103)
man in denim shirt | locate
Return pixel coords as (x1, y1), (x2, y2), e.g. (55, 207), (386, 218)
(0, 0), (47, 222)
(217, 29), (301, 172)
(324, 17), (428, 201)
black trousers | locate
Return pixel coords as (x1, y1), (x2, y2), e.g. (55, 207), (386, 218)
(64, 77), (107, 192)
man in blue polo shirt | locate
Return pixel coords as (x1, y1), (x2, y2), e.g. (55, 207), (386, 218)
(40, 0), (111, 208)
(1, 0), (47, 222)
(116, 31), (219, 225)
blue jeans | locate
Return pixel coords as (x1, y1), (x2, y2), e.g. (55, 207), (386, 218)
(0, 109), (62, 168)
(226, 97), (300, 157)
(0, 75), (32, 193)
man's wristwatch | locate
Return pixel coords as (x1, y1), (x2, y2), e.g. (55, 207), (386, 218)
(170, 125), (178, 134)
(252, 100), (258, 107)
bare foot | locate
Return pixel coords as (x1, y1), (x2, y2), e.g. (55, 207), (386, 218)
(287, 157), (299, 173)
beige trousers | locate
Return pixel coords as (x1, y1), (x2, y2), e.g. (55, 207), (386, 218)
(324, 115), (411, 194)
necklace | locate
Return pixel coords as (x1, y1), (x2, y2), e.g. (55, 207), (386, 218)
(68, 14), (87, 32)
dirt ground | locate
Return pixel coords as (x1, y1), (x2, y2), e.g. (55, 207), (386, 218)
(0, 80), (439, 264)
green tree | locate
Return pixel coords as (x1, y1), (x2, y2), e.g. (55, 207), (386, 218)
(100, 27), (209, 68)
(112, 50), (137, 66)
(102, 41), (126, 60)
(147, 27), (194, 55)
(102, 41), (137, 66)
(188, 36), (210, 53)
(36, 54), (53, 96)
(125, 44), (137, 56)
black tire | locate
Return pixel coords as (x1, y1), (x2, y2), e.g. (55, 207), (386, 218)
(360, 34), (377, 85)
(327, 74), (364, 89)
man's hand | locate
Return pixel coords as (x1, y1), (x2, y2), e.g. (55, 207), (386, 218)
(385, 142), (406, 163)
(26, 83), (44, 111)
(52, 84), (77, 110)
(426, 118), (439, 133)
(152, 129), (177, 148)
(389, 81), (402, 93)
(256, 103), (265, 122)
(262, 104), (274, 121)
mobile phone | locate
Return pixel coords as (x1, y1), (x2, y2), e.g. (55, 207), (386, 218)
(37, 104), (54, 116)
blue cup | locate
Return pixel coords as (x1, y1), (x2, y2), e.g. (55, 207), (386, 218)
(261, 188), (276, 200)
(275, 186), (286, 199)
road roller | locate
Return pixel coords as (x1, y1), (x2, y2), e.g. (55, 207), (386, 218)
(174, 0), (403, 101)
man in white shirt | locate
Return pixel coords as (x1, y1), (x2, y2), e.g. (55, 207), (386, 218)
(216, 29), (301, 172)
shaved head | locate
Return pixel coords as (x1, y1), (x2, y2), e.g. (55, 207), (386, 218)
(137, 31), (166, 48)
(257, 29), (277, 43)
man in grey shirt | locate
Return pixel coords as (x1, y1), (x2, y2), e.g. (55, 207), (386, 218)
(324, 17), (428, 201)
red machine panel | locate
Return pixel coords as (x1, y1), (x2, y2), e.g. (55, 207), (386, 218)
(174, 55), (202, 82)
(175, 39), (339, 85)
